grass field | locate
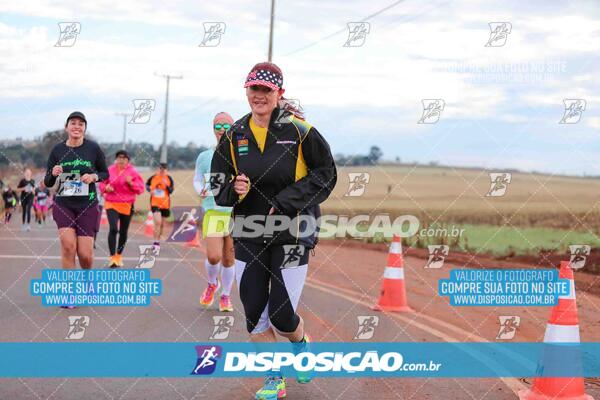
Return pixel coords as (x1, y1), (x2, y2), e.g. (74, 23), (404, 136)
(5, 165), (599, 256)
(405, 223), (600, 256)
(134, 165), (600, 231)
(154, 166), (600, 256)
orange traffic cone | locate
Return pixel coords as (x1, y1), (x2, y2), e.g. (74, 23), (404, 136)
(100, 208), (108, 226)
(373, 235), (413, 312)
(144, 211), (154, 238)
(518, 261), (594, 400)
(185, 230), (201, 248)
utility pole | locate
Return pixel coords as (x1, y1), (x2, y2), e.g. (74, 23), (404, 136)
(268, 0), (275, 61)
(115, 112), (129, 149)
(155, 73), (182, 164)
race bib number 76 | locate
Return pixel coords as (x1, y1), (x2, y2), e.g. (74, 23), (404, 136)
(57, 173), (89, 197)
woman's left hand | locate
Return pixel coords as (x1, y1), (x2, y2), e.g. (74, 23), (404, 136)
(81, 174), (97, 184)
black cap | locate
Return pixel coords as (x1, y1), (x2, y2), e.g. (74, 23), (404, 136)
(159, 162), (168, 169)
(115, 150), (130, 159)
(66, 111), (87, 125)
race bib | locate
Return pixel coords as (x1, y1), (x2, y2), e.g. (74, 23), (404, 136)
(153, 188), (166, 198)
(38, 198), (47, 206)
(57, 173), (89, 197)
(25, 184), (33, 193)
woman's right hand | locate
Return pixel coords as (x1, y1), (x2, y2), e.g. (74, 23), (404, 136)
(233, 174), (249, 196)
(51, 165), (63, 177)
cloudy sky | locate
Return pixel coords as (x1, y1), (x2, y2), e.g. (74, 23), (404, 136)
(1, 0), (599, 175)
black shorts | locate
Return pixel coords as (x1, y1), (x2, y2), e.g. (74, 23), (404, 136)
(151, 207), (170, 218)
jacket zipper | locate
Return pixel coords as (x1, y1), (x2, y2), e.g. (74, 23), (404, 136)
(296, 211), (300, 243)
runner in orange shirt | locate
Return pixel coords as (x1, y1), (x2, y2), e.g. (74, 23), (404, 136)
(145, 163), (175, 248)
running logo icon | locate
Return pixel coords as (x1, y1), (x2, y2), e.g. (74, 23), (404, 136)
(168, 207), (201, 242)
(137, 245), (160, 269)
(65, 316), (90, 340)
(485, 22), (512, 47)
(281, 245), (305, 269)
(205, 173), (225, 197)
(425, 245), (449, 269)
(354, 316), (379, 340)
(569, 245), (590, 270)
(486, 172), (511, 197)
(559, 99), (586, 124)
(199, 22), (226, 47)
(209, 316), (235, 340)
(274, 100), (301, 125)
(418, 99), (445, 124)
(344, 22), (370, 47)
(55, 22), (81, 47)
(129, 99), (156, 124)
(191, 345), (222, 375)
(345, 172), (370, 197)
(496, 316), (520, 340)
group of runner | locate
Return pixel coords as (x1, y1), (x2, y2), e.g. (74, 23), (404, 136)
(36, 62), (337, 399)
(1, 169), (52, 228)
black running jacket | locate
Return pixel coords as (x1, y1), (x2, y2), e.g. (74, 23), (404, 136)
(211, 108), (337, 248)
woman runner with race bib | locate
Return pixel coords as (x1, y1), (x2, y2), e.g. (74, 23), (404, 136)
(44, 111), (108, 307)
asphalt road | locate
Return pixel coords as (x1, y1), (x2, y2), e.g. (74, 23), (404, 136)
(1, 217), (599, 400)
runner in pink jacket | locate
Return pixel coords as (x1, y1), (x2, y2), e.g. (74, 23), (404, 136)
(98, 150), (144, 268)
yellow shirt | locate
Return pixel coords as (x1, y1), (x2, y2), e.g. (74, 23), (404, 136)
(249, 117), (268, 153)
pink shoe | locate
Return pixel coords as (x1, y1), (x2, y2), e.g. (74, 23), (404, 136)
(200, 281), (220, 307)
(219, 295), (233, 312)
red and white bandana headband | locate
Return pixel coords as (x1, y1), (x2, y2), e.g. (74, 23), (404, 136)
(244, 69), (283, 91)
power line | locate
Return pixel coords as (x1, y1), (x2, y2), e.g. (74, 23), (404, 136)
(170, 96), (218, 119)
(283, 0), (407, 57)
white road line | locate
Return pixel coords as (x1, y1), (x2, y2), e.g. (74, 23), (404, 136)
(0, 254), (203, 262)
(306, 277), (527, 396)
(0, 237), (154, 243)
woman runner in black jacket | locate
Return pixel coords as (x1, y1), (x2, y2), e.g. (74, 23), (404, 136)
(211, 62), (337, 399)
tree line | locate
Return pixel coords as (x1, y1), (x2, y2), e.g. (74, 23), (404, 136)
(0, 130), (383, 172)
